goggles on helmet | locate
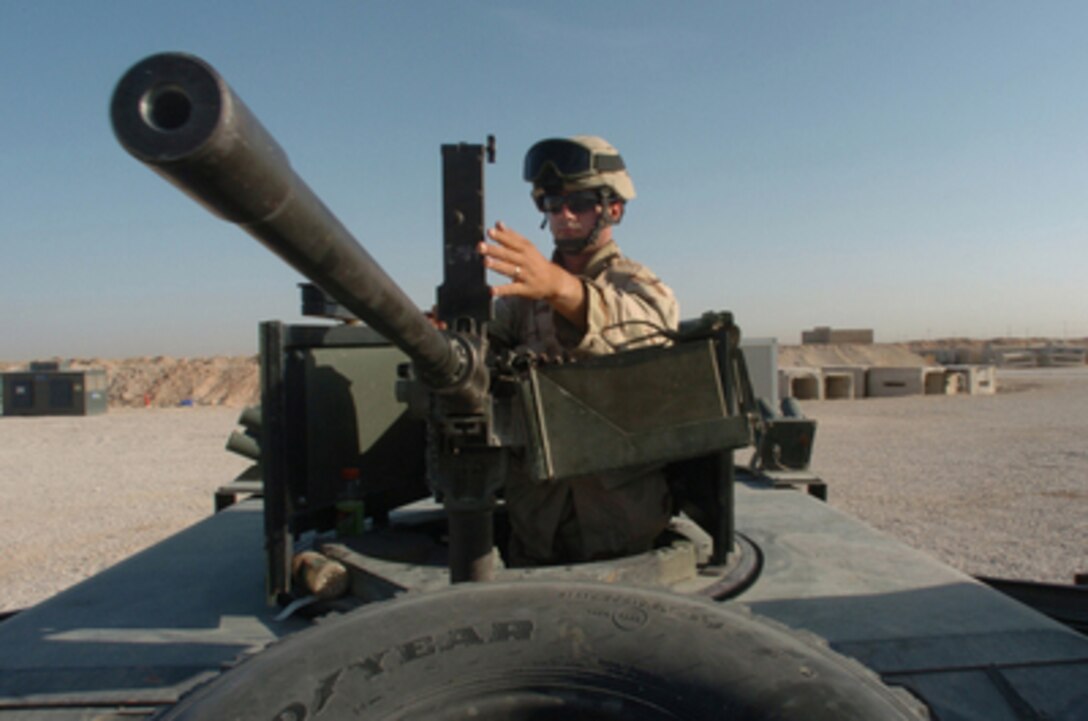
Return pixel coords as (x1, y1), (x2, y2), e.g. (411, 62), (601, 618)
(523, 138), (626, 184)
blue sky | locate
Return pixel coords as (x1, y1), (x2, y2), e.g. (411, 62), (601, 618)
(2, 2), (1086, 359)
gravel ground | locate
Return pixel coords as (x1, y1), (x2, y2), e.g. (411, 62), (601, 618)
(1, 368), (1085, 613)
(800, 367), (1088, 585)
(0, 407), (250, 613)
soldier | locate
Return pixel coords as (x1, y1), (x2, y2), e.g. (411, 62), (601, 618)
(478, 135), (680, 565)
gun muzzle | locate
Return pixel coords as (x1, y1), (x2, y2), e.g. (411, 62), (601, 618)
(110, 52), (465, 389)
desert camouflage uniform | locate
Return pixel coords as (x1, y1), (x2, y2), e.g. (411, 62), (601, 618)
(490, 240), (679, 565)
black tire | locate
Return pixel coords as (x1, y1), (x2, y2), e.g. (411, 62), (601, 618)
(160, 581), (927, 720)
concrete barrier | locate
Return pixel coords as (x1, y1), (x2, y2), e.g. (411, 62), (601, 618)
(779, 367), (822, 400)
(822, 371), (855, 400)
(779, 362), (999, 401)
(1040, 346), (1087, 367)
(823, 366), (868, 399)
(923, 368), (949, 395)
(866, 367), (949, 397)
(988, 346), (1038, 367)
(986, 344), (1085, 367)
(945, 365), (997, 395)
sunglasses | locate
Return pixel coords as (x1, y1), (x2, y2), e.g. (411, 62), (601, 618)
(523, 138), (626, 184)
(535, 190), (602, 214)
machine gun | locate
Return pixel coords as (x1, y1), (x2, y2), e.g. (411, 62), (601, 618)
(111, 53), (759, 599)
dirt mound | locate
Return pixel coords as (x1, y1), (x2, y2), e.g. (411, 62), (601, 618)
(1, 356), (260, 408)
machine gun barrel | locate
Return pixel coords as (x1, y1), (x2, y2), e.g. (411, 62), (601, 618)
(110, 53), (464, 389)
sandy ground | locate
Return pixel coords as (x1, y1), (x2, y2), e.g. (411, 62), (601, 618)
(0, 407), (251, 613)
(1, 368), (1085, 613)
(800, 367), (1087, 585)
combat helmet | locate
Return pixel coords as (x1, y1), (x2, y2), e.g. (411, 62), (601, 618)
(522, 135), (635, 252)
(523, 135), (636, 202)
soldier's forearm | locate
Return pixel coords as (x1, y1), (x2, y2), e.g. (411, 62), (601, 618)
(546, 271), (589, 331)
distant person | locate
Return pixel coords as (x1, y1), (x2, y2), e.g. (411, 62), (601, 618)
(478, 135), (679, 565)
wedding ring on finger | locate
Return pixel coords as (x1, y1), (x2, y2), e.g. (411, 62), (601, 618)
(514, 265), (522, 281)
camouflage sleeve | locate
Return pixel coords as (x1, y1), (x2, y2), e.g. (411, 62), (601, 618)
(554, 258), (679, 356)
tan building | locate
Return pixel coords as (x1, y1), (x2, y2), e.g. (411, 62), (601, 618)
(801, 326), (874, 345)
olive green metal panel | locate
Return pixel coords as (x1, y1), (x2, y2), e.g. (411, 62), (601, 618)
(523, 340), (752, 481)
(306, 347), (406, 449)
(300, 346), (410, 500)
